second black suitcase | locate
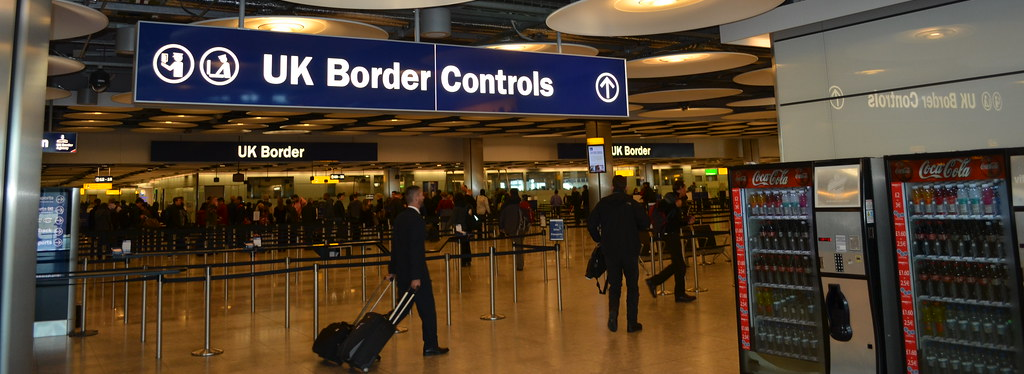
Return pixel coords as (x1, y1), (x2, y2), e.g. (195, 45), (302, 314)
(312, 321), (353, 364)
(340, 289), (416, 372)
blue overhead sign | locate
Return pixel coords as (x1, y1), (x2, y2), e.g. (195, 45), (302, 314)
(134, 22), (628, 117)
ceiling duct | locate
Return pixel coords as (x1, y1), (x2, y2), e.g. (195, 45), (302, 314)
(115, 26), (135, 55)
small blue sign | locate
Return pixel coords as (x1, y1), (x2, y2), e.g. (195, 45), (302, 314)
(41, 132), (77, 153)
(134, 22), (628, 117)
(549, 219), (565, 241)
(38, 189), (72, 252)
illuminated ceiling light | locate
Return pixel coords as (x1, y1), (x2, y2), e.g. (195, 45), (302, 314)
(481, 43), (600, 56)
(855, 69), (886, 76)
(614, 0), (702, 12)
(913, 27), (959, 40)
(258, 21), (304, 33)
(192, 16), (388, 39)
(646, 53), (710, 64)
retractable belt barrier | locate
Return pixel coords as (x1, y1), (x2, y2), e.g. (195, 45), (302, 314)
(48, 236), (562, 359)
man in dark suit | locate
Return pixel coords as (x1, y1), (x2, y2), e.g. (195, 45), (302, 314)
(388, 186), (449, 356)
(588, 176), (650, 333)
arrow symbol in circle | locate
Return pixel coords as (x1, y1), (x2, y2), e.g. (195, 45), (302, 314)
(595, 73), (619, 103)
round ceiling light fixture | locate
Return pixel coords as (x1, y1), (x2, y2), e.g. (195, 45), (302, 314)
(547, 0), (783, 37)
(481, 42), (600, 56)
(192, 16), (388, 39)
(628, 52), (757, 78)
(281, 0), (471, 11)
(614, 0), (703, 12)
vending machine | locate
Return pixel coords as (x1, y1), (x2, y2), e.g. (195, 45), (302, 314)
(887, 151), (1024, 374)
(731, 159), (900, 374)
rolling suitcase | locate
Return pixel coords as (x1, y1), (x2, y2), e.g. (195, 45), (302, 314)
(312, 279), (391, 364)
(340, 288), (416, 372)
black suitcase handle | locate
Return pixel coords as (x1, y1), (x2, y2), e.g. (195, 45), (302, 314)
(387, 288), (416, 325)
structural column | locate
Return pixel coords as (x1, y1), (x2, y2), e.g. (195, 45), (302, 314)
(383, 167), (400, 194)
(1, 0), (50, 371)
(585, 121), (614, 211)
(742, 139), (761, 164)
(642, 163), (655, 186)
(462, 138), (485, 196)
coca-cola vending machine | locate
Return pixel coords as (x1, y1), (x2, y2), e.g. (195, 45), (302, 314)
(731, 159), (901, 374)
(887, 151), (1024, 374)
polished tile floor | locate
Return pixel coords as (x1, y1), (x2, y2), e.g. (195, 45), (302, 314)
(34, 226), (739, 373)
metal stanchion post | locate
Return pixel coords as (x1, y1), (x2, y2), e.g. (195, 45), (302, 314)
(511, 246), (518, 303)
(687, 227), (708, 294)
(156, 274), (163, 359)
(554, 244), (563, 311)
(444, 253), (451, 326)
(480, 247), (505, 321)
(650, 236), (657, 277)
(313, 263), (320, 335)
(140, 270), (148, 342)
(285, 257), (290, 328)
(69, 258), (98, 337)
(223, 252), (229, 305)
(123, 259), (130, 324)
(361, 246), (367, 303)
(192, 267), (223, 356)
(456, 240), (463, 293)
(250, 252), (256, 313)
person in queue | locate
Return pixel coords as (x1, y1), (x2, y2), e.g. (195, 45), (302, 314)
(499, 189), (529, 271)
(588, 175), (650, 333)
(388, 186), (449, 357)
(449, 191), (473, 267)
(646, 180), (697, 302)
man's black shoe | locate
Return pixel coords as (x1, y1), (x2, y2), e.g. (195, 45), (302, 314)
(607, 318), (618, 332)
(423, 347), (450, 356)
(627, 322), (643, 333)
(645, 278), (658, 298)
(675, 294), (697, 302)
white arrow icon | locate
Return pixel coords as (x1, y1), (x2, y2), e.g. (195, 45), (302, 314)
(595, 73), (620, 103)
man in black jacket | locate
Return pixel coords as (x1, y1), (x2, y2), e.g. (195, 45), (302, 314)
(388, 186), (449, 356)
(646, 180), (697, 302)
(588, 176), (650, 333)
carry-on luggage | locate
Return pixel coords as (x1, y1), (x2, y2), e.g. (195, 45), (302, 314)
(340, 288), (416, 372)
(312, 279), (392, 364)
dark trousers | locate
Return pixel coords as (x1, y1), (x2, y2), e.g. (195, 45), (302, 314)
(650, 233), (687, 295)
(605, 253), (639, 323)
(396, 277), (439, 349)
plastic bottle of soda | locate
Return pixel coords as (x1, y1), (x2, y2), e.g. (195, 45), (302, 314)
(798, 190), (808, 216)
(944, 184), (958, 216)
(981, 184), (995, 215)
(936, 185), (949, 215)
(956, 184), (969, 215)
(923, 184), (936, 215)
(968, 183), (983, 215)
(910, 186), (924, 215)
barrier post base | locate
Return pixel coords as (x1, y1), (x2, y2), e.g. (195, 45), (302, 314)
(68, 329), (98, 337)
(191, 348), (224, 357)
(480, 314), (505, 321)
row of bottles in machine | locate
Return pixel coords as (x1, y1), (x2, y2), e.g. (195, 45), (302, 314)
(922, 341), (1017, 374)
(754, 320), (820, 361)
(908, 181), (1002, 216)
(749, 220), (812, 251)
(918, 302), (1016, 347)
(747, 189), (809, 217)
(754, 288), (817, 321)
(916, 260), (1013, 302)
(911, 220), (1007, 259)
(753, 254), (815, 287)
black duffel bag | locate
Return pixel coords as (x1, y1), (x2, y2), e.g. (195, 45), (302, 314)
(585, 245), (609, 294)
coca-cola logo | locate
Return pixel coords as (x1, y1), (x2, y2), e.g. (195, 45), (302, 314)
(980, 156), (1002, 178)
(752, 169), (789, 186)
(794, 168), (811, 186)
(734, 174), (748, 188)
(918, 158), (971, 180)
(892, 161), (912, 182)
